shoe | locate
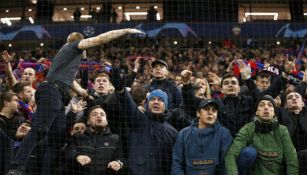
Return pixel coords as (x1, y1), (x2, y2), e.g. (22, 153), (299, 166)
(6, 168), (25, 175)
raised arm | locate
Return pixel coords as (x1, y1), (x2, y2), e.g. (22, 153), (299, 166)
(110, 67), (146, 129)
(78, 28), (144, 50)
(1, 51), (18, 89)
(71, 80), (90, 99)
(181, 69), (202, 116)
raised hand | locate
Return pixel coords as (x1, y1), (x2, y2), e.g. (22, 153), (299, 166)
(1, 50), (14, 63)
(237, 59), (251, 80)
(284, 56), (296, 74)
(226, 58), (237, 73)
(207, 72), (221, 85)
(133, 57), (141, 72)
(181, 62), (193, 85)
(70, 99), (87, 113)
(110, 67), (125, 92)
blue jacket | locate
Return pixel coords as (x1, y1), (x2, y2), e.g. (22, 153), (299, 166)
(172, 122), (232, 175)
(119, 90), (178, 175)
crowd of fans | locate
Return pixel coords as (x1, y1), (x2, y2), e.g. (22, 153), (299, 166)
(0, 37), (307, 175)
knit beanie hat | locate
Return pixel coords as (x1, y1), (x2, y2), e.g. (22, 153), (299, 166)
(147, 89), (168, 109)
(256, 95), (277, 113)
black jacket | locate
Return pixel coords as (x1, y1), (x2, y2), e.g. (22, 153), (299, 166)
(216, 95), (254, 137)
(279, 107), (307, 151)
(86, 92), (127, 137)
(0, 113), (24, 139)
(68, 128), (123, 175)
(0, 129), (46, 175)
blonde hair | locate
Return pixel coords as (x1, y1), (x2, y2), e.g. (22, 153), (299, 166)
(67, 32), (84, 43)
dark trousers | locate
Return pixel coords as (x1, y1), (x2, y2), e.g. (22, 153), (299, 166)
(11, 82), (66, 174)
(298, 150), (307, 175)
(238, 146), (257, 175)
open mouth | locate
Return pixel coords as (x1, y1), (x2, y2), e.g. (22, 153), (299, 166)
(19, 129), (28, 133)
(206, 116), (213, 121)
(98, 86), (105, 90)
(153, 106), (160, 110)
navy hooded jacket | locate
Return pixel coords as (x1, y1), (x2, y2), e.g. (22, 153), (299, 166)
(118, 90), (178, 175)
(172, 122), (232, 175)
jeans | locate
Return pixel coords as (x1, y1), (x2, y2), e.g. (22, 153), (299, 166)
(11, 82), (66, 174)
(238, 146), (257, 175)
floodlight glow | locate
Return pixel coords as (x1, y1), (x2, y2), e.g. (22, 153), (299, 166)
(156, 13), (161, 20)
(29, 17), (34, 24)
(245, 12), (278, 20)
(0, 17), (21, 26)
(124, 12), (148, 21)
(71, 15), (92, 19)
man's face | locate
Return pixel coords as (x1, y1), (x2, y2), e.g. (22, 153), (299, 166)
(88, 108), (108, 129)
(174, 76), (182, 85)
(21, 68), (36, 84)
(15, 123), (31, 139)
(6, 95), (19, 113)
(197, 105), (218, 128)
(71, 122), (86, 136)
(256, 100), (275, 121)
(221, 77), (240, 97)
(152, 64), (168, 79)
(255, 76), (270, 91)
(286, 92), (304, 111)
(113, 59), (121, 68)
(93, 76), (110, 95)
(148, 97), (166, 114)
(20, 85), (33, 103)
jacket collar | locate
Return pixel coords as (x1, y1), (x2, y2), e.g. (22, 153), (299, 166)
(86, 127), (112, 135)
(145, 110), (168, 122)
(191, 120), (220, 136)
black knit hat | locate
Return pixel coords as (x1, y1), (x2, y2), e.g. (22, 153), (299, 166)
(256, 95), (277, 112)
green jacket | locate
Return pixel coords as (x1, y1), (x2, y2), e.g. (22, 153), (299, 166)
(225, 121), (298, 175)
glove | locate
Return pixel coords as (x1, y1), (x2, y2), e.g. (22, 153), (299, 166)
(110, 67), (125, 92)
